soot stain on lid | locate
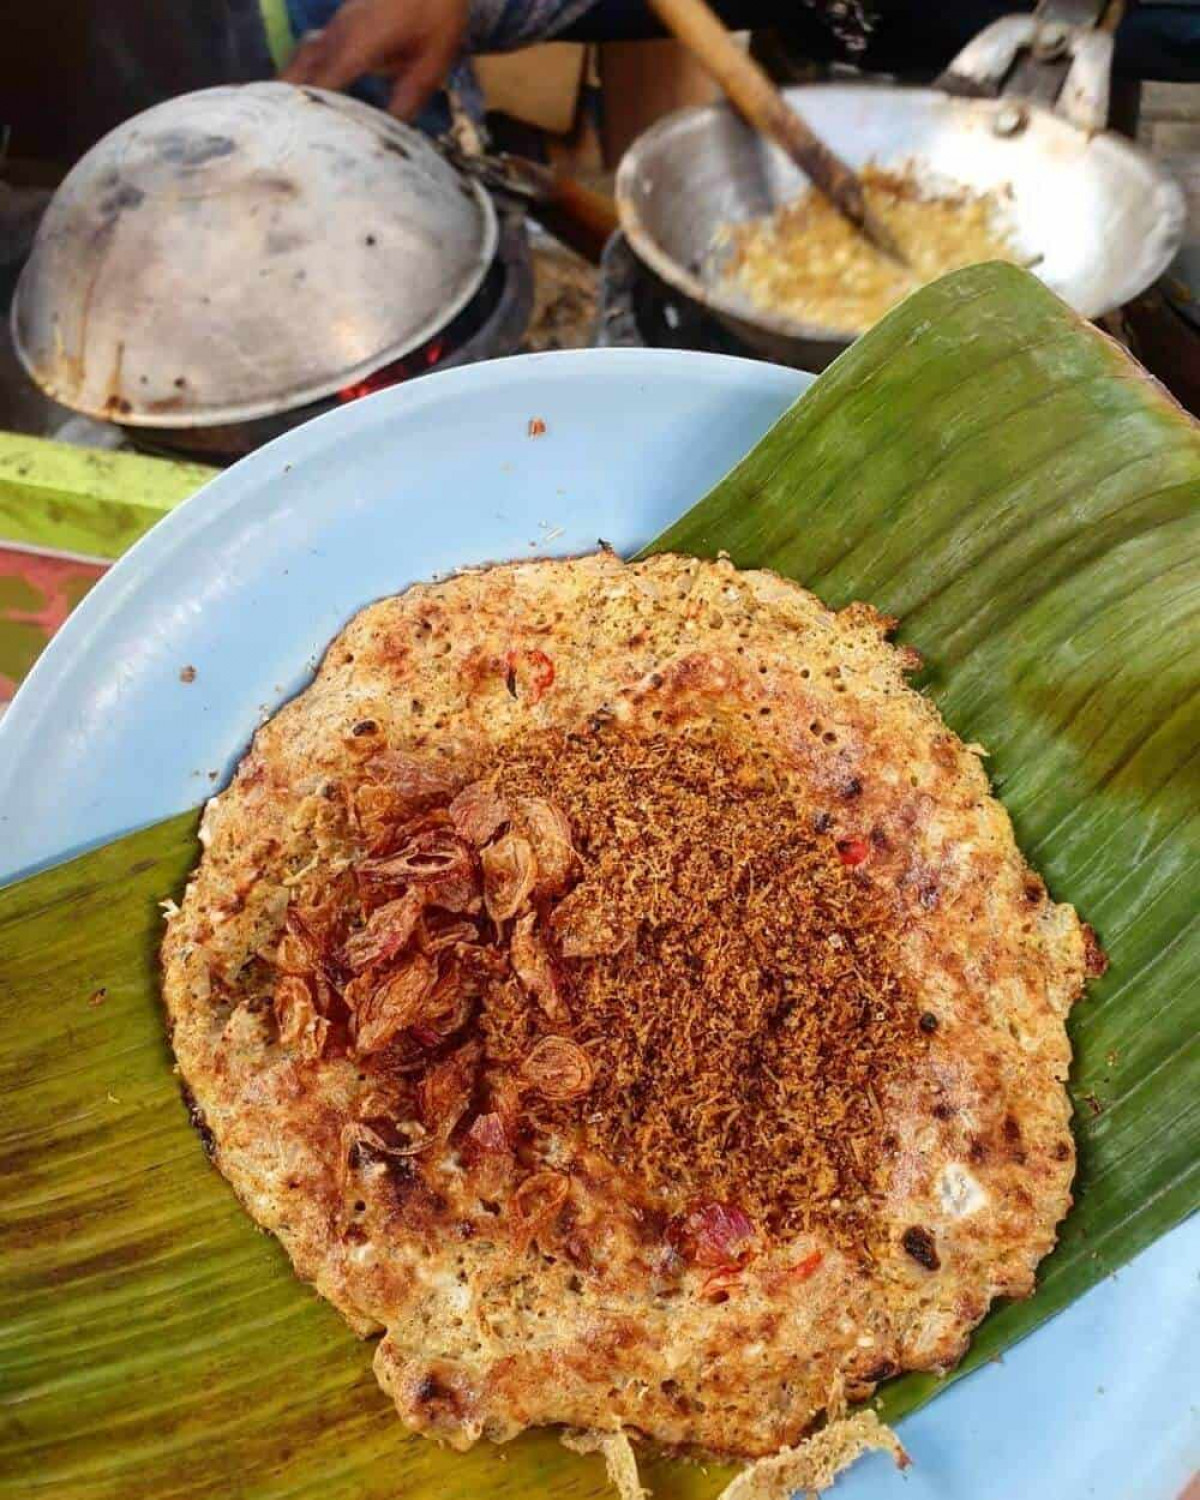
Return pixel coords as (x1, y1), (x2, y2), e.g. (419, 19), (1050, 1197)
(98, 183), (145, 217)
(266, 228), (305, 254)
(156, 130), (236, 168)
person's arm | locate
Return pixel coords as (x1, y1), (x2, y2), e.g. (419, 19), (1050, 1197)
(282, 0), (605, 117)
(282, 0), (469, 117)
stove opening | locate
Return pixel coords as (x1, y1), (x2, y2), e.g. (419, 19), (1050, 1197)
(337, 257), (508, 402)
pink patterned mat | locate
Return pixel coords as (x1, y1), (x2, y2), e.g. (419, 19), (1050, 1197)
(0, 547), (108, 704)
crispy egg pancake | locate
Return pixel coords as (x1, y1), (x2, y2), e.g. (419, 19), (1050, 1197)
(162, 553), (1101, 1462)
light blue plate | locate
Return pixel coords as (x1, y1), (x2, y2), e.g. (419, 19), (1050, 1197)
(0, 349), (1194, 1497)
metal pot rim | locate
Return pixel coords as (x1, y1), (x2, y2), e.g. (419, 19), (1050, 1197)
(618, 95), (862, 346)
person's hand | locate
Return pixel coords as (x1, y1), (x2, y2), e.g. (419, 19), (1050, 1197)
(281, 0), (469, 120)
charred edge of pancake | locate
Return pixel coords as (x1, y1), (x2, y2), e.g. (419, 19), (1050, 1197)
(179, 1080), (217, 1161)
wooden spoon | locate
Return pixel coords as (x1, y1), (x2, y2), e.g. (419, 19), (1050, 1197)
(646, 0), (909, 265)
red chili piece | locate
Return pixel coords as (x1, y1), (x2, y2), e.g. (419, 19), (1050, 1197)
(788, 1249), (824, 1282)
(525, 650), (555, 703)
(504, 649), (556, 705)
(701, 1265), (744, 1298)
(837, 837), (870, 866)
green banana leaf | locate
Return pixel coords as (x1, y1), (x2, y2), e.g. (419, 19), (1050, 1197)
(2, 264), (1197, 1500)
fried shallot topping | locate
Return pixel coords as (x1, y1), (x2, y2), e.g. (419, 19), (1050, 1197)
(267, 724), (922, 1256)
(520, 1035), (594, 1101)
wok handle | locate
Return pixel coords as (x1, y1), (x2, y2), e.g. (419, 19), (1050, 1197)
(644, 0), (907, 264)
(526, 177), (620, 266)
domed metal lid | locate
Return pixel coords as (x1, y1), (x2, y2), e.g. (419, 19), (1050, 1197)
(12, 83), (498, 426)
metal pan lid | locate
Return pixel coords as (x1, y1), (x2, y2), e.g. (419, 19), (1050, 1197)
(12, 83), (498, 427)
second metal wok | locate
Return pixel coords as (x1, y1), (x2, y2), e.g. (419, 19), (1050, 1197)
(616, 81), (1185, 368)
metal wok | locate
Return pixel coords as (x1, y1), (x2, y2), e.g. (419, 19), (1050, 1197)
(616, 82), (1185, 369)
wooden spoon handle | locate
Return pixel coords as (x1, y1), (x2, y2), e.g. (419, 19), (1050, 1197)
(528, 177), (620, 266)
(645, 0), (907, 263)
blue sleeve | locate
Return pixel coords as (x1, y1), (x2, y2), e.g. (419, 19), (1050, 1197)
(465, 0), (602, 51)
(286, 0), (345, 37)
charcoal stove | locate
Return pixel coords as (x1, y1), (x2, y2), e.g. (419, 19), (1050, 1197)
(593, 228), (1200, 417)
(594, 231), (759, 359)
